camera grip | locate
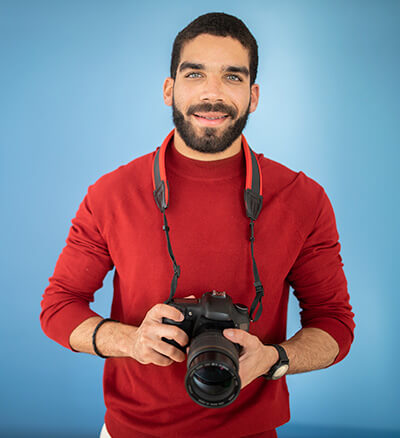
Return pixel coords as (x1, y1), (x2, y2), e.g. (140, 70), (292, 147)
(161, 316), (190, 353)
(161, 336), (186, 353)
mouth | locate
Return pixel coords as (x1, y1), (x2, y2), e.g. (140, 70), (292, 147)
(192, 112), (230, 127)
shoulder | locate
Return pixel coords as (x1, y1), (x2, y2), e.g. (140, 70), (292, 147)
(255, 153), (331, 234)
(256, 153), (325, 200)
(85, 150), (156, 208)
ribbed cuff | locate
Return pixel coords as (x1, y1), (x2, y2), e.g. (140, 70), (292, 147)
(302, 317), (354, 365)
(41, 301), (100, 351)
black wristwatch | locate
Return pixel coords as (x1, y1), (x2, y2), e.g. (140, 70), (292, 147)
(263, 344), (289, 380)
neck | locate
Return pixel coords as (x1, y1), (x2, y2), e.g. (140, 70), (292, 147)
(173, 129), (242, 161)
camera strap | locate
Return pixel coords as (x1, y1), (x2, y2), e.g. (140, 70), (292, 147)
(152, 129), (265, 322)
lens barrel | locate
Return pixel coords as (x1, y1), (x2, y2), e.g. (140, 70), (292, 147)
(185, 330), (241, 408)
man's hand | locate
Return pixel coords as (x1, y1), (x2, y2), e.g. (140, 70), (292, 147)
(69, 303), (189, 365)
(223, 329), (278, 389)
(129, 303), (189, 366)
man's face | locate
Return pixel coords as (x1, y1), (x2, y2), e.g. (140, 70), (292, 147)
(164, 34), (259, 154)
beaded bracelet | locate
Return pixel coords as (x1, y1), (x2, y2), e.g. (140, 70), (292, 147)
(92, 318), (119, 359)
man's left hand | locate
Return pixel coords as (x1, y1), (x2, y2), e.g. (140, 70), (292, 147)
(223, 329), (279, 389)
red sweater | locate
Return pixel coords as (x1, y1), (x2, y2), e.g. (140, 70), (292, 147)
(41, 133), (354, 437)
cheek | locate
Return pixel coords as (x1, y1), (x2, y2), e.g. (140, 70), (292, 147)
(173, 94), (190, 114)
(236, 97), (251, 116)
(228, 88), (250, 110)
(173, 83), (194, 106)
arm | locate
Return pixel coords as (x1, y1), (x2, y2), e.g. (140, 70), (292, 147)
(69, 304), (189, 366)
(224, 326), (338, 388)
(281, 327), (338, 374)
(286, 187), (355, 366)
(40, 192), (114, 349)
(224, 186), (354, 388)
(41, 188), (188, 366)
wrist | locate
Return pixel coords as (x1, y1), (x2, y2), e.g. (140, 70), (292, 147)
(95, 320), (136, 358)
(262, 344), (290, 380)
(119, 324), (139, 358)
(261, 344), (279, 376)
(92, 319), (119, 358)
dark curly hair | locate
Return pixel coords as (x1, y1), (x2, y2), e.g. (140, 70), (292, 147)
(170, 13), (258, 85)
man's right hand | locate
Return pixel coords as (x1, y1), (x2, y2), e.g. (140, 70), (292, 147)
(69, 302), (190, 366)
(129, 303), (189, 366)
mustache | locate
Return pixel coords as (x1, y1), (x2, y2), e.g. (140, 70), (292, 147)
(186, 102), (237, 119)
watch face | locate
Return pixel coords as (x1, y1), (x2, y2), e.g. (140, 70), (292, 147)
(272, 364), (289, 380)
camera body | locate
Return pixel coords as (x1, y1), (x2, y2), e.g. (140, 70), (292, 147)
(162, 290), (250, 408)
(162, 290), (250, 350)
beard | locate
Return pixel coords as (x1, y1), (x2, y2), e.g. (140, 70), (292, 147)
(172, 98), (251, 154)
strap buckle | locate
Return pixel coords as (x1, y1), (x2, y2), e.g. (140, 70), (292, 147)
(254, 282), (264, 297)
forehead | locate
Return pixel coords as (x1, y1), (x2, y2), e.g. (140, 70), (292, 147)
(179, 34), (250, 70)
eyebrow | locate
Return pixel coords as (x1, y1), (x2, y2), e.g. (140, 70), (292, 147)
(224, 65), (250, 76)
(179, 62), (204, 72)
(179, 62), (249, 77)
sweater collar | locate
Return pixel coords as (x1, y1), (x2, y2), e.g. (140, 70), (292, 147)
(165, 134), (245, 181)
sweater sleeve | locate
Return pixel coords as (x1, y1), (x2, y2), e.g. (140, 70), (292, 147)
(40, 187), (114, 350)
(287, 188), (355, 364)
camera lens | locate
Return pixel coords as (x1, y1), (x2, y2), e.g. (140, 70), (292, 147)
(185, 330), (241, 408)
(193, 363), (233, 394)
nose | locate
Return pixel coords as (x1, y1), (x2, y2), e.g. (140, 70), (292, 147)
(199, 75), (224, 102)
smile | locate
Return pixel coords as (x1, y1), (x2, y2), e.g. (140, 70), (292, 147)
(192, 113), (230, 126)
(194, 114), (229, 120)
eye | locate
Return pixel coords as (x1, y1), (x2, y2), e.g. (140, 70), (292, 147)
(226, 74), (242, 82)
(186, 72), (202, 78)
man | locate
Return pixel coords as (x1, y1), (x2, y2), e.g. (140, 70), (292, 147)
(41, 12), (355, 438)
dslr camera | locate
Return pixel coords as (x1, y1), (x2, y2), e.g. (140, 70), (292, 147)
(162, 290), (250, 408)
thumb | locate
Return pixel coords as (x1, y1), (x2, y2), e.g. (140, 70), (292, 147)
(223, 329), (250, 345)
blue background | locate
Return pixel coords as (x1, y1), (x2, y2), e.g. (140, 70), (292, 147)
(1, 1), (399, 437)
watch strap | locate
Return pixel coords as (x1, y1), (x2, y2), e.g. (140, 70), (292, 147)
(263, 344), (289, 380)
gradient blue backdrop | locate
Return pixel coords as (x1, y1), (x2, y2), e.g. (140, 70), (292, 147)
(1, 1), (399, 437)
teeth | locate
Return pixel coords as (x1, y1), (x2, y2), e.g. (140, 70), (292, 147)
(199, 115), (227, 120)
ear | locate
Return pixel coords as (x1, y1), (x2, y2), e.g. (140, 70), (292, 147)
(163, 77), (174, 107)
(249, 83), (260, 113)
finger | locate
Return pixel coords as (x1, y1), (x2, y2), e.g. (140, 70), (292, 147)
(148, 350), (175, 367)
(148, 303), (184, 323)
(153, 339), (186, 362)
(183, 295), (196, 299)
(140, 321), (189, 348)
(223, 329), (254, 347)
(157, 324), (189, 347)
